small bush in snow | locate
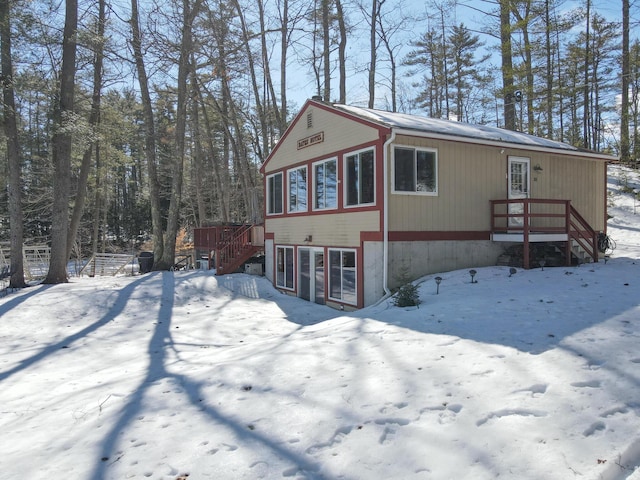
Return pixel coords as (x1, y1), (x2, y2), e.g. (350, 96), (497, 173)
(393, 282), (420, 307)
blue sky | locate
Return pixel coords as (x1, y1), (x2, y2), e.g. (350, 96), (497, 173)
(286, 0), (630, 113)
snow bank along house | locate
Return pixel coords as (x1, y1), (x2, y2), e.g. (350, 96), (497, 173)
(197, 99), (613, 310)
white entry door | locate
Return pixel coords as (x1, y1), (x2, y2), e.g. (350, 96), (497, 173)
(298, 248), (325, 305)
(508, 156), (530, 228)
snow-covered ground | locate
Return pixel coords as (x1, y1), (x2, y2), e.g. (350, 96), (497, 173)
(1, 164), (640, 480)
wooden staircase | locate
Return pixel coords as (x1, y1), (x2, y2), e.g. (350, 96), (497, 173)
(193, 224), (264, 275)
(215, 224), (261, 275)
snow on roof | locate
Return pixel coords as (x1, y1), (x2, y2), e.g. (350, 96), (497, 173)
(333, 104), (586, 153)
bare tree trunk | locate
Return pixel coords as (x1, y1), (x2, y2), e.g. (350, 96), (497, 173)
(336, 0), (346, 104)
(131, 0), (164, 266)
(556, 27), (564, 142)
(0, 0), (27, 288)
(583, 0), (590, 149)
(91, 142), (101, 275)
(67, 0), (105, 260)
(231, 0), (268, 161)
(195, 81), (230, 222)
(544, 0), (553, 138)
(512, 2), (534, 134)
(500, 0), (516, 131)
(43, 0), (77, 284)
(190, 70), (207, 226)
(439, 6), (450, 118)
(257, 0), (283, 140)
(368, 0), (377, 108)
(621, 0), (630, 163)
(322, 0), (330, 101)
(160, 0), (198, 269)
(280, 0), (289, 124)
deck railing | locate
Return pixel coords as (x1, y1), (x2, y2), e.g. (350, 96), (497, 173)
(490, 199), (598, 268)
(193, 224), (264, 274)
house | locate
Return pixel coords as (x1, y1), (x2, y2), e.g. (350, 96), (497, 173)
(259, 99), (613, 309)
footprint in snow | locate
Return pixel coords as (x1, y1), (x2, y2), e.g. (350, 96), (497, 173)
(583, 421), (606, 437)
(513, 384), (548, 397)
(379, 401), (408, 414)
(600, 405), (629, 418)
(379, 425), (396, 444)
(571, 380), (601, 388)
(476, 408), (547, 426)
(306, 426), (354, 455)
(418, 404), (463, 425)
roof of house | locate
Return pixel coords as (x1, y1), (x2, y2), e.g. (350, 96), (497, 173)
(333, 104), (615, 160)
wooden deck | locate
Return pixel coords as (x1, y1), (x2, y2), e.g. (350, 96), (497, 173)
(490, 199), (598, 269)
(193, 225), (264, 275)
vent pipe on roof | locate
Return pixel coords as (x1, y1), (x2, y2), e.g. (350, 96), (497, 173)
(311, 95), (323, 102)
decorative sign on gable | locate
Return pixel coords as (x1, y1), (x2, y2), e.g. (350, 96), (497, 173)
(297, 131), (324, 150)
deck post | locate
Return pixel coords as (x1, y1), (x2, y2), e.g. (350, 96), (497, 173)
(523, 199), (530, 269)
(565, 201), (571, 266)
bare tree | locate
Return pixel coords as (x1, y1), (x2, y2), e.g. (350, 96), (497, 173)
(583, 0), (590, 148)
(1, 0), (27, 289)
(621, 0), (630, 163)
(335, 0), (346, 103)
(543, 0), (554, 138)
(368, 0), (378, 107)
(43, 0), (77, 284)
(130, 0), (164, 267)
(159, 0), (200, 270)
(67, 0), (105, 260)
(322, 0), (330, 101)
(500, 0), (516, 130)
(375, 0), (412, 112)
(511, 0), (535, 134)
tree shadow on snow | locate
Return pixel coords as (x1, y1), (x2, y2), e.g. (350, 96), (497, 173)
(0, 275), (152, 383)
(90, 271), (343, 480)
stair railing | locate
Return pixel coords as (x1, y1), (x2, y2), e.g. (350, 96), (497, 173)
(491, 199), (599, 267)
(215, 224), (254, 274)
(568, 204), (598, 264)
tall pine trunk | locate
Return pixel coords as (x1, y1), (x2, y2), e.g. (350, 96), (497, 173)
(500, 0), (516, 130)
(43, 0), (77, 284)
(1, 0), (27, 288)
(67, 0), (105, 260)
(621, 0), (630, 163)
(160, 0), (197, 269)
(131, 0), (164, 267)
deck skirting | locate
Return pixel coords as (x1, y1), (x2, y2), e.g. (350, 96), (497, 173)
(492, 232), (569, 242)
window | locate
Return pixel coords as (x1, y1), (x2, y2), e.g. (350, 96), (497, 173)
(328, 249), (356, 305)
(267, 173), (283, 214)
(314, 158), (337, 210)
(288, 166), (308, 213)
(276, 246), (294, 289)
(393, 147), (437, 194)
(345, 149), (375, 206)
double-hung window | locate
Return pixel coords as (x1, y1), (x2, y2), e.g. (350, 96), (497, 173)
(313, 158), (337, 210)
(345, 149), (375, 206)
(288, 166), (308, 213)
(276, 246), (294, 289)
(328, 249), (356, 305)
(267, 172), (283, 214)
(393, 147), (438, 195)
